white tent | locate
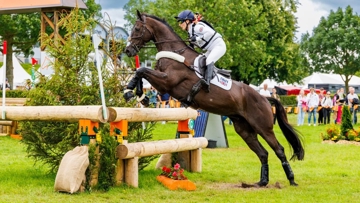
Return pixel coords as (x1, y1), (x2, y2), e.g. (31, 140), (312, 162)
(0, 53), (31, 89)
(302, 73), (360, 87)
(259, 79), (301, 89)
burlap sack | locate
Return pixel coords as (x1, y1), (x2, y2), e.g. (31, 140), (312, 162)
(155, 153), (172, 170)
(54, 146), (89, 194)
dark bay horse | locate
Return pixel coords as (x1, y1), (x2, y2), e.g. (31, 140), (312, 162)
(124, 11), (304, 186)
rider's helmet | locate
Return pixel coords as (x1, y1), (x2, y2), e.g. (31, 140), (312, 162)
(175, 10), (195, 23)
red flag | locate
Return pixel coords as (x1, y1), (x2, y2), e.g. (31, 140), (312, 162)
(2, 41), (7, 55)
(31, 58), (38, 65)
(135, 55), (140, 69)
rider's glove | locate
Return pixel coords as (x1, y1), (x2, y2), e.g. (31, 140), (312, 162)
(190, 35), (197, 42)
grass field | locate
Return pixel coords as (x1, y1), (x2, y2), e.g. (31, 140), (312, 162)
(1, 114), (360, 203)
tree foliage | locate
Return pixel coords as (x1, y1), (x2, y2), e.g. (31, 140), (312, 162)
(0, 0), (101, 88)
(300, 6), (360, 91)
(19, 7), (157, 191)
(123, 0), (306, 85)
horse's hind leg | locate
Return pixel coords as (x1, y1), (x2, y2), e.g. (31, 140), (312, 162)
(232, 117), (270, 187)
(257, 129), (298, 186)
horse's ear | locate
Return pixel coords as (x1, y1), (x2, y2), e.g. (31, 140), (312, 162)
(137, 10), (143, 21)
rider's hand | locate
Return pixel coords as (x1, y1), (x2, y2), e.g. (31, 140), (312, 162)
(190, 35), (197, 42)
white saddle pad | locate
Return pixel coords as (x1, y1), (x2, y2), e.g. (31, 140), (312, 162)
(194, 56), (232, 90)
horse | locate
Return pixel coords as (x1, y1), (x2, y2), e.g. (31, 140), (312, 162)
(123, 11), (304, 187)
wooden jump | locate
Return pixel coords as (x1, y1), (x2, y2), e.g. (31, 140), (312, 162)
(107, 107), (198, 122)
(2, 106), (109, 123)
(115, 137), (208, 187)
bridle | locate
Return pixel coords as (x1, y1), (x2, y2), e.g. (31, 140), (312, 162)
(128, 15), (191, 53)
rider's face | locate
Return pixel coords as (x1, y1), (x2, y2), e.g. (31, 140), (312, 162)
(178, 20), (188, 30)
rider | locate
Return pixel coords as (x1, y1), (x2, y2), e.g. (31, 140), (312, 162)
(175, 10), (226, 92)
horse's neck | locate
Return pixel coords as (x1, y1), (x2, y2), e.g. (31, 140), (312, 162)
(147, 18), (198, 63)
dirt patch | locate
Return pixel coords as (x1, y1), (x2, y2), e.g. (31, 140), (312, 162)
(206, 182), (282, 190)
(322, 140), (360, 146)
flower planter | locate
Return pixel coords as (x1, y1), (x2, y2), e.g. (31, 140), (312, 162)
(10, 134), (22, 140)
(156, 175), (196, 191)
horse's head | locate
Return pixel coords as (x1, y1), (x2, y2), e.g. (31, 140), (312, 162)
(125, 11), (154, 57)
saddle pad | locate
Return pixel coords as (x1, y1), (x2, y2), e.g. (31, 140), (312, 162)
(194, 56), (232, 90)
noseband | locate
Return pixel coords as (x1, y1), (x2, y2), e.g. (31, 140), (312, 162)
(128, 18), (153, 52)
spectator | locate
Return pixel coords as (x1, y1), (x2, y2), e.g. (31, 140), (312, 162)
(333, 88), (345, 124)
(296, 89), (307, 126)
(259, 83), (271, 97)
(157, 92), (171, 108)
(0, 78), (11, 90)
(306, 87), (319, 126)
(347, 87), (359, 124)
(317, 88), (325, 125)
(271, 88), (280, 124)
(146, 86), (158, 108)
(321, 91), (333, 125)
(25, 79), (32, 90)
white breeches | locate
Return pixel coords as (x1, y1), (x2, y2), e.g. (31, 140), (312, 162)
(204, 38), (226, 65)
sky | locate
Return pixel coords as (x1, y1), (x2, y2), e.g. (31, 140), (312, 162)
(97, 0), (360, 40)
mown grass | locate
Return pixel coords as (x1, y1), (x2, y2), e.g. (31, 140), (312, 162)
(1, 114), (360, 203)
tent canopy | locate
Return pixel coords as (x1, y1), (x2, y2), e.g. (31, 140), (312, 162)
(0, 53), (31, 89)
(275, 86), (321, 96)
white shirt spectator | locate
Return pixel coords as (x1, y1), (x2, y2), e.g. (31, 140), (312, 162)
(347, 93), (359, 107)
(260, 89), (271, 97)
(307, 92), (319, 108)
(321, 97), (333, 108)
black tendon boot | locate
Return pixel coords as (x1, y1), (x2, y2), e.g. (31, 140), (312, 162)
(257, 164), (269, 187)
(201, 62), (214, 93)
(282, 162), (298, 186)
(123, 75), (140, 102)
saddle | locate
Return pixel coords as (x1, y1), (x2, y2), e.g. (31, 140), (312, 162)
(197, 55), (231, 79)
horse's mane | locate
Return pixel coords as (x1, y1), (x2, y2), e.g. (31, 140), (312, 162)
(143, 13), (184, 41)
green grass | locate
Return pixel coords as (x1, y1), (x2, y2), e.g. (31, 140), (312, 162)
(1, 114), (360, 203)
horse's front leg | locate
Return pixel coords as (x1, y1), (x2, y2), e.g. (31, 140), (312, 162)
(123, 67), (167, 105)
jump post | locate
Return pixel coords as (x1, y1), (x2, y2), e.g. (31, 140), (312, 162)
(115, 137), (208, 187)
(1, 105), (205, 188)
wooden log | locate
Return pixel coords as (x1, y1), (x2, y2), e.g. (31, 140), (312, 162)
(190, 148), (202, 172)
(115, 159), (125, 186)
(2, 106), (110, 123)
(0, 98), (27, 106)
(124, 157), (138, 187)
(116, 137), (208, 159)
(108, 107), (198, 122)
(0, 121), (13, 126)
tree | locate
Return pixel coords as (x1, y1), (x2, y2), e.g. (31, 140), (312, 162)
(0, 0), (101, 88)
(123, 0), (307, 85)
(0, 13), (40, 87)
(300, 6), (360, 91)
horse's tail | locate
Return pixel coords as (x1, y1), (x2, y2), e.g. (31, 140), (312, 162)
(267, 97), (305, 161)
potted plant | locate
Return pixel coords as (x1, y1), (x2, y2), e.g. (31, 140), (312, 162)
(157, 163), (196, 191)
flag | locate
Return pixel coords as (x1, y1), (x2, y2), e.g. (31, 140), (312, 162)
(2, 41), (6, 54)
(135, 55), (140, 69)
(31, 58), (38, 65)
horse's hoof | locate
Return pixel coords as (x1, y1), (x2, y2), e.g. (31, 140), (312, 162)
(140, 96), (150, 107)
(290, 181), (298, 186)
(124, 91), (135, 102)
(255, 180), (268, 187)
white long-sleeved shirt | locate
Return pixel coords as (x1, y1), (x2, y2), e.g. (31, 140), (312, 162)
(307, 93), (319, 108)
(321, 97), (333, 108)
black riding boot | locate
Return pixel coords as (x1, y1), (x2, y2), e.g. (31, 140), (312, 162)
(201, 62), (214, 93)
